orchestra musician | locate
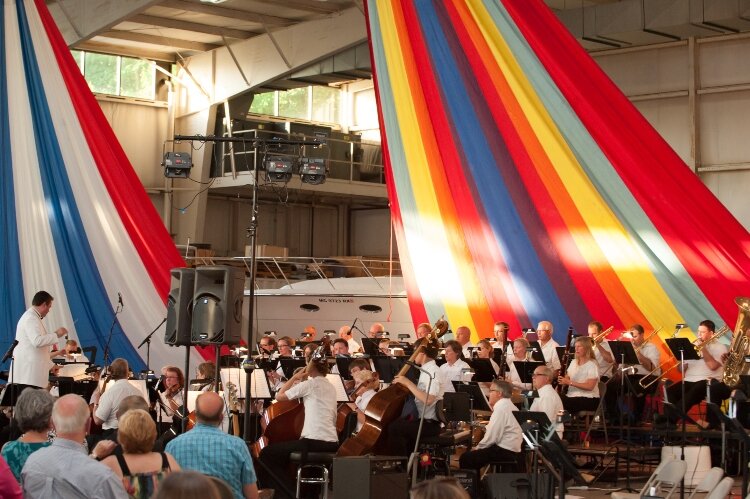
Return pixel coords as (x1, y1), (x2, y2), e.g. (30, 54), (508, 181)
(558, 336), (600, 413)
(536, 321), (561, 375)
(458, 380), (523, 472)
(587, 321), (614, 380)
(454, 326), (474, 358)
(338, 326), (362, 354)
(529, 366), (564, 438)
(50, 339), (86, 363)
(93, 359), (145, 439)
(258, 336), (278, 358)
(347, 359), (379, 431)
(505, 338), (532, 391)
(491, 321), (512, 357)
(438, 340), (473, 393)
(156, 366), (185, 438)
(368, 323), (385, 339)
(194, 362), (216, 392)
(300, 325), (317, 342)
(476, 340), (500, 376)
(415, 323), (431, 340)
(659, 320), (731, 429)
(10, 290), (68, 389)
(386, 346), (443, 456)
(257, 355), (338, 499)
(378, 338), (392, 355)
(605, 324), (660, 423)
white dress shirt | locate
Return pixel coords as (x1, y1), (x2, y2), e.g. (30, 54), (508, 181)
(477, 397), (522, 452)
(461, 342), (475, 359)
(415, 360), (442, 420)
(285, 376), (338, 442)
(438, 358), (473, 393)
(593, 342), (614, 378)
(540, 340), (561, 371)
(96, 379), (146, 430)
(529, 384), (564, 438)
(632, 342), (661, 376)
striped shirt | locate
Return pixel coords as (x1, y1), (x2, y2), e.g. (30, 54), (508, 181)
(166, 423), (256, 499)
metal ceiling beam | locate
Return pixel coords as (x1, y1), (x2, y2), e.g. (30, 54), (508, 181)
(129, 14), (256, 39)
(101, 30), (219, 51)
(158, 0), (294, 27)
(49, 0), (161, 45)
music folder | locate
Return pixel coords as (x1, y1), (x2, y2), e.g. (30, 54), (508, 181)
(467, 358), (497, 382)
(665, 337), (700, 361)
(608, 340), (640, 365)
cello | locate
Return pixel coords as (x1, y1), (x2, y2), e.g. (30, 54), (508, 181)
(336, 318), (448, 457)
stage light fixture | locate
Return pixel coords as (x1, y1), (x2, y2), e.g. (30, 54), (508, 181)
(299, 157), (327, 185)
(264, 157), (294, 183)
(163, 152), (193, 178)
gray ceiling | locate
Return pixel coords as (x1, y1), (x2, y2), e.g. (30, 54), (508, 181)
(46, 0), (750, 83)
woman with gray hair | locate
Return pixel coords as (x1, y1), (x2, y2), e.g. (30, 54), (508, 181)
(1, 388), (54, 480)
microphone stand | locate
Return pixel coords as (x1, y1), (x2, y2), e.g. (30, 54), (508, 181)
(679, 347), (687, 499)
(102, 299), (123, 373)
(137, 318), (166, 373)
(1, 340), (18, 428)
(407, 362), (434, 487)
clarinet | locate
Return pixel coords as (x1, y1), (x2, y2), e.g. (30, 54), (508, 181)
(557, 327), (574, 394)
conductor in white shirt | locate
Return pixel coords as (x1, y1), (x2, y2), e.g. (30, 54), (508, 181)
(458, 379), (523, 471)
(529, 366), (564, 438)
(10, 291), (68, 389)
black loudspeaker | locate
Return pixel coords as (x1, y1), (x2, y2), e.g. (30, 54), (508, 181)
(165, 268), (195, 346)
(482, 473), (552, 499)
(333, 456), (408, 499)
(191, 266), (244, 345)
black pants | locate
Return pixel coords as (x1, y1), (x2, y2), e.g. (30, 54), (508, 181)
(459, 445), (522, 472)
(257, 438), (339, 499)
(386, 418), (441, 457)
(561, 395), (599, 413)
(665, 380), (731, 427)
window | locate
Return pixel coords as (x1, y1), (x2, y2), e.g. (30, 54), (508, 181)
(278, 87), (309, 120)
(84, 52), (118, 95)
(249, 92), (275, 115)
(71, 49), (157, 101)
(312, 86), (340, 123)
(120, 57), (155, 99)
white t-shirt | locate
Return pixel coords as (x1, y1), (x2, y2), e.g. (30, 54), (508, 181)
(438, 359), (473, 393)
(529, 384), (564, 438)
(684, 342), (728, 382)
(633, 342), (661, 376)
(96, 379), (146, 430)
(566, 359), (599, 398)
(540, 340), (561, 371)
(477, 398), (522, 452)
(285, 376), (338, 442)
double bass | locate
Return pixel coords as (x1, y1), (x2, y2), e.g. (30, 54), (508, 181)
(337, 318), (448, 457)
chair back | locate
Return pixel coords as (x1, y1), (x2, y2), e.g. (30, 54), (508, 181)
(654, 459), (688, 499)
(689, 467), (724, 498)
(705, 476), (733, 499)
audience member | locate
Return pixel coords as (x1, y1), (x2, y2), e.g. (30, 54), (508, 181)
(22, 394), (126, 499)
(153, 471), (221, 499)
(1, 388), (53, 480)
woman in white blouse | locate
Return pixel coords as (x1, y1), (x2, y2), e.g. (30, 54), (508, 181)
(557, 336), (600, 412)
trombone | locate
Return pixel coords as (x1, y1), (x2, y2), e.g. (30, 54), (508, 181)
(633, 326), (661, 354)
(592, 326), (614, 345)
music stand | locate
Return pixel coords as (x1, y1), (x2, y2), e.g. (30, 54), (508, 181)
(555, 346), (572, 368)
(467, 359), (497, 382)
(371, 356), (409, 383)
(278, 358), (306, 379)
(361, 338), (380, 357)
(607, 340), (640, 365)
(527, 342), (546, 362)
(335, 357), (355, 380)
(514, 361), (544, 386)
(453, 381), (492, 412)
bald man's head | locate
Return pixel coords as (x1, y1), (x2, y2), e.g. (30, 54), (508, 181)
(195, 391), (224, 425)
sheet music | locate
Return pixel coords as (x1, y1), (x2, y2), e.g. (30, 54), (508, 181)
(57, 363), (88, 379)
(220, 367), (272, 400)
(325, 374), (349, 403)
(186, 390), (225, 413)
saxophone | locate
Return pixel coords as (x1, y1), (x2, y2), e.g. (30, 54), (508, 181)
(722, 297), (750, 387)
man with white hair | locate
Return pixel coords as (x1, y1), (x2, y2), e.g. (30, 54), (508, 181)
(339, 325), (362, 354)
(22, 394), (126, 499)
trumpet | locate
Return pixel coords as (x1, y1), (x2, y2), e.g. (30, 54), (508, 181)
(592, 326), (614, 345)
(634, 327), (662, 354)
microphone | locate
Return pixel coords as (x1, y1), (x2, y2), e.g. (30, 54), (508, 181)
(1, 340), (19, 363)
(118, 293), (123, 308)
